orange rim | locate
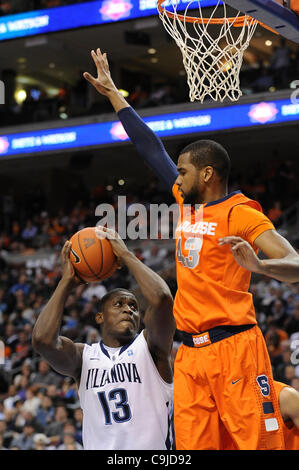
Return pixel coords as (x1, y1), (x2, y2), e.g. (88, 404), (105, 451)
(157, 0), (278, 33)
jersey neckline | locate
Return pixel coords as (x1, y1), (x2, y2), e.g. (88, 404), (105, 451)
(204, 190), (241, 208)
(100, 334), (139, 360)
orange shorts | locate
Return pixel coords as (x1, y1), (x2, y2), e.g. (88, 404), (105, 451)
(174, 325), (285, 450)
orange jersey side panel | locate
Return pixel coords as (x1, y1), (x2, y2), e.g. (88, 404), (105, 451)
(274, 381), (299, 450)
(172, 186), (274, 332)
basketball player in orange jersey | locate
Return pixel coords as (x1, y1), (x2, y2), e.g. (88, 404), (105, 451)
(83, 48), (299, 450)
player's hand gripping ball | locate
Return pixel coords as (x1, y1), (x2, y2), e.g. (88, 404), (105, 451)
(69, 227), (118, 283)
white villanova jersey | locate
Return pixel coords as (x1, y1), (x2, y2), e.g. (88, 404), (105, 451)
(78, 330), (173, 450)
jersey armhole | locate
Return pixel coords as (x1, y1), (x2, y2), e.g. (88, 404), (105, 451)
(141, 330), (173, 390)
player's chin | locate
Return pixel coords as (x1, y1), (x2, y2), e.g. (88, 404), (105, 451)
(117, 321), (137, 338)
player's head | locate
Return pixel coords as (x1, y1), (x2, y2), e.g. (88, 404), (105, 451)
(176, 140), (231, 204)
(96, 288), (140, 345)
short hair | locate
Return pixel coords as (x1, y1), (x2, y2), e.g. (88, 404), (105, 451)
(98, 288), (136, 312)
(180, 140), (231, 183)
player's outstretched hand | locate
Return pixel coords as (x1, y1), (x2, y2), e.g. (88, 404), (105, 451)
(83, 48), (118, 97)
(218, 236), (263, 274)
(95, 226), (129, 268)
(61, 241), (84, 286)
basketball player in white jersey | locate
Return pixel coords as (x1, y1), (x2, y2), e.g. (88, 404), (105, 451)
(32, 226), (176, 450)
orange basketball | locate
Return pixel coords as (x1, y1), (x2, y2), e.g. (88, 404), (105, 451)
(69, 227), (118, 283)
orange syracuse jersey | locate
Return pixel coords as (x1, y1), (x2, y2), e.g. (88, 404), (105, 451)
(172, 185), (274, 333)
(274, 381), (299, 450)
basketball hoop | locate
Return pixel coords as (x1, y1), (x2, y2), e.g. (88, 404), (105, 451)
(157, 0), (274, 102)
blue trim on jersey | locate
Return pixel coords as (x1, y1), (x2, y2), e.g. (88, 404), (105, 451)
(99, 341), (110, 359)
(119, 335), (139, 355)
(100, 334), (139, 360)
(204, 190), (242, 208)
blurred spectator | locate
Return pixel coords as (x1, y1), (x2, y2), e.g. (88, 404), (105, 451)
(58, 431), (83, 450)
(73, 407), (83, 445)
(267, 201), (283, 223)
(45, 404), (69, 444)
(128, 85), (148, 109)
(270, 38), (291, 89)
(32, 433), (50, 450)
(250, 66), (274, 93)
(9, 419), (38, 450)
(286, 310), (299, 337)
(30, 360), (62, 388)
(35, 395), (55, 428)
(20, 385), (41, 417)
(9, 274), (30, 296)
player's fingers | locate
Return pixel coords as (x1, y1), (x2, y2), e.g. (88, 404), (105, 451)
(231, 241), (247, 252)
(91, 50), (104, 73)
(61, 241), (71, 260)
(95, 226), (108, 239)
(83, 72), (97, 85)
(102, 53), (110, 73)
(218, 236), (243, 245)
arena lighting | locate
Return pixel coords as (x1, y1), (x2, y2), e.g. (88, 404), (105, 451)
(14, 89), (27, 104)
(0, 97), (298, 158)
(118, 89), (130, 98)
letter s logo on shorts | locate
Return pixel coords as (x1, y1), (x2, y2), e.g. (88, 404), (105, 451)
(193, 332), (211, 348)
(256, 375), (270, 397)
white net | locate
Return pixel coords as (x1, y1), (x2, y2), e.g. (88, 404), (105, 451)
(157, 0), (258, 102)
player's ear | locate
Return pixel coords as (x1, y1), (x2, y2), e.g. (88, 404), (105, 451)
(95, 312), (104, 325)
(203, 165), (214, 182)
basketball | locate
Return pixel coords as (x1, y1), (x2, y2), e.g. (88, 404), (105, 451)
(69, 227), (118, 283)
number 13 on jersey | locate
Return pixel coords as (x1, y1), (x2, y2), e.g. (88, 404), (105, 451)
(176, 237), (203, 269)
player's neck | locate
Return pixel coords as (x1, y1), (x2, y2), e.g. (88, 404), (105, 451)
(201, 186), (228, 205)
(102, 334), (134, 348)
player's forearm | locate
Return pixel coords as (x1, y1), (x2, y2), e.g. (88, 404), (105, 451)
(121, 251), (173, 307)
(116, 107), (178, 190)
(32, 278), (72, 350)
(258, 254), (299, 283)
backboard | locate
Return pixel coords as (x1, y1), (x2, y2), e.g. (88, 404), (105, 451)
(224, 0), (299, 42)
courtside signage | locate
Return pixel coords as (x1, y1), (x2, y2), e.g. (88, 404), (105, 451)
(0, 98), (298, 157)
(0, 0), (218, 41)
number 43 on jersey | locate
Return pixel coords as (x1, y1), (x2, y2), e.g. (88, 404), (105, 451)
(176, 237), (203, 269)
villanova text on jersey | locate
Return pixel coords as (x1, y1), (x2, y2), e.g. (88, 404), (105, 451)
(85, 362), (142, 389)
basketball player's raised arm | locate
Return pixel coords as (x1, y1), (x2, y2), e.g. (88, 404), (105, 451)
(219, 231), (299, 283)
(84, 48), (178, 191)
(96, 226), (176, 383)
(32, 242), (84, 381)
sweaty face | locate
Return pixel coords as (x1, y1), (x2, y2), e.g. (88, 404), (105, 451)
(175, 152), (203, 205)
(97, 292), (140, 343)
